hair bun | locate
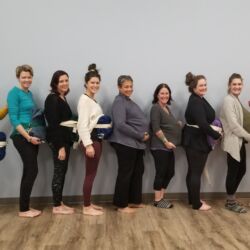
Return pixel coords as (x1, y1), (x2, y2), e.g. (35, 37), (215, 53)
(88, 63), (97, 72)
(185, 72), (194, 86)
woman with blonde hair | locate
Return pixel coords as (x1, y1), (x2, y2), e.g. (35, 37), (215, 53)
(7, 65), (42, 217)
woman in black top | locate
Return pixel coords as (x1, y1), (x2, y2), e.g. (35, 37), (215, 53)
(182, 72), (221, 210)
(44, 70), (74, 214)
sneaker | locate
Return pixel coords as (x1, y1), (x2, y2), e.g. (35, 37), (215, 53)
(225, 201), (247, 213)
(154, 199), (173, 209)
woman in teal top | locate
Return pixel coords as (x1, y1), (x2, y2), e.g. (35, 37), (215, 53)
(7, 65), (42, 218)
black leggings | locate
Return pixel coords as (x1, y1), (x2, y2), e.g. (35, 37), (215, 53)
(151, 150), (175, 191)
(112, 143), (144, 208)
(185, 147), (208, 209)
(226, 144), (246, 195)
(12, 135), (39, 212)
(49, 143), (71, 207)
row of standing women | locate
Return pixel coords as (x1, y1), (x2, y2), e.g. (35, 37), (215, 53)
(6, 64), (250, 217)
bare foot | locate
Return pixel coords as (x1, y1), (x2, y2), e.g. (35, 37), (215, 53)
(53, 205), (74, 215)
(61, 202), (74, 212)
(91, 204), (103, 211)
(83, 206), (103, 216)
(117, 207), (136, 213)
(129, 203), (145, 208)
(30, 207), (41, 213)
(19, 209), (41, 218)
(199, 203), (211, 211)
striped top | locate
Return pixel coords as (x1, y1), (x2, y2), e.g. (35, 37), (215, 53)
(7, 86), (35, 135)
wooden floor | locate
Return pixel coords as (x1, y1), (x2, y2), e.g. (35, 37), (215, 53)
(0, 199), (250, 250)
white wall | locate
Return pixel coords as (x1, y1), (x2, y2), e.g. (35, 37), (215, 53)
(1, 0), (250, 198)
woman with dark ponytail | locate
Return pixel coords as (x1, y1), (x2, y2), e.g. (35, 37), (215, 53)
(182, 72), (221, 210)
(77, 64), (104, 216)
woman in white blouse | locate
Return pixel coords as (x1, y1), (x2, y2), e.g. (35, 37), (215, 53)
(77, 64), (104, 216)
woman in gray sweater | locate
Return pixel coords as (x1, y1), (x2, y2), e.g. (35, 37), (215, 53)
(150, 83), (182, 208)
(109, 75), (149, 213)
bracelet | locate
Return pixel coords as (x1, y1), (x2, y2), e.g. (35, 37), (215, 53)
(27, 136), (32, 143)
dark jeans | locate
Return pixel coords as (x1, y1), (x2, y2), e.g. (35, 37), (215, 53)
(12, 135), (39, 212)
(81, 141), (102, 206)
(111, 143), (144, 208)
(226, 144), (246, 195)
(151, 149), (175, 191)
(49, 143), (71, 207)
(185, 147), (208, 209)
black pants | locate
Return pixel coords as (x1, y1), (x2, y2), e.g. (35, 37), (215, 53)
(151, 150), (175, 190)
(226, 144), (246, 195)
(12, 135), (39, 212)
(49, 143), (70, 206)
(111, 143), (144, 208)
(185, 147), (208, 209)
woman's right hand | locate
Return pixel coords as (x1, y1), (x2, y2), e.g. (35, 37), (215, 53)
(86, 145), (95, 158)
(165, 141), (176, 149)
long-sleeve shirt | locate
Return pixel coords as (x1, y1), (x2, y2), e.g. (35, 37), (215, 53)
(44, 93), (73, 151)
(109, 93), (149, 150)
(150, 103), (182, 149)
(77, 94), (103, 147)
(182, 93), (221, 152)
(7, 86), (35, 136)
(220, 94), (250, 161)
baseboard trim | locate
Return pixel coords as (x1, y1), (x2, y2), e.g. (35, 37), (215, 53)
(0, 192), (249, 205)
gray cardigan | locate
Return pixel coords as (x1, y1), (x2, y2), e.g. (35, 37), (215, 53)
(150, 103), (182, 149)
(109, 93), (149, 149)
(220, 94), (250, 161)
